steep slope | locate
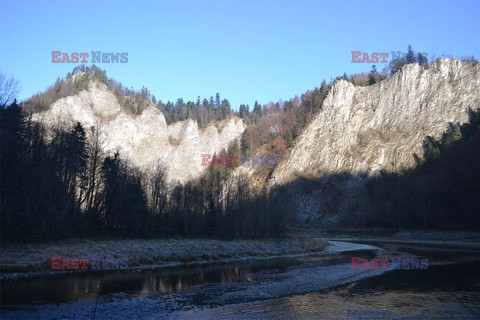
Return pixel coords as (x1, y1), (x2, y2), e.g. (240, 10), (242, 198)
(272, 58), (480, 223)
(33, 81), (245, 184)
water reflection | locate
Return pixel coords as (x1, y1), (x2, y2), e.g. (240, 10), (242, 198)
(2, 241), (480, 319)
(177, 262), (480, 320)
(1, 257), (302, 306)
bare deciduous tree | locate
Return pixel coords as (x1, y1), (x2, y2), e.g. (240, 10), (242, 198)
(0, 72), (19, 107)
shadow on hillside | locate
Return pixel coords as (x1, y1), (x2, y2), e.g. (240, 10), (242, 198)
(1, 104), (479, 242)
(271, 108), (480, 231)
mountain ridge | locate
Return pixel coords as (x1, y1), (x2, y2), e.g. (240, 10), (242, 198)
(33, 80), (245, 185)
(270, 58), (480, 223)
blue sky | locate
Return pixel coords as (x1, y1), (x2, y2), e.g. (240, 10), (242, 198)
(1, 0), (479, 110)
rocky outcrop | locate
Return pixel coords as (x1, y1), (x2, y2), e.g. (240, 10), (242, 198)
(34, 81), (245, 185)
(272, 58), (480, 223)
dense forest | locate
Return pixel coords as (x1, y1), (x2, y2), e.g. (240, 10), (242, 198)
(263, 106), (480, 231)
(0, 102), (292, 240)
(1, 46), (478, 241)
(340, 108), (480, 230)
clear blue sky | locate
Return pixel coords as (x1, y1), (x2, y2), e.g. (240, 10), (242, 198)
(1, 0), (479, 110)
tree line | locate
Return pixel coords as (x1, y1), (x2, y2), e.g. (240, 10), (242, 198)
(340, 108), (480, 230)
(0, 101), (290, 241)
(4, 48), (477, 241)
(24, 65), (236, 127)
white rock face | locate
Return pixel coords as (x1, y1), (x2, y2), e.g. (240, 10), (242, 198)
(272, 58), (480, 223)
(34, 81), (245, 185)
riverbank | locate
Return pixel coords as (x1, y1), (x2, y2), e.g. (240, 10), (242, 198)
(0, 237), (328, 278)
(3, 235), (480, 319)
(292, 228), (480, 241)
(1, 240), (387, 320)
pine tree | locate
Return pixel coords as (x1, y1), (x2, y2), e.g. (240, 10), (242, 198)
(320, 80), (329, 98)
(389, 57), (406, 75)
(368, 65), (378, 85)
(284, 128), (293, 147)
(417, 52), (428, 65)
(215, 93), (221, 108)
(239, 104), (247, 118)
(196, 96), (201, 108)
(253, 101), (262, 115)
(406, 45), (416, 64)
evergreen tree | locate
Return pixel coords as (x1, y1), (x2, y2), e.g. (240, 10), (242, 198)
(196, 96), (201, 108)
(417, 52), (428, 65)
(220, 99), (231, 119)
(209, 96), (214, 107)
(67, 122), (88, 212)
(215, 93), (221, 108)
(368, 65), (379, 85)
(102, 152), (122, 229)
(156, 100), (164, 112)
(239, 104), (248, 118)
(284, 128), (293, 147)
(320, 79), (329, 98)
(283, 100), (294, 112)
(406, 45), (416, 64)
(253, 101), (262, 115)
(389, 57), (406, 75)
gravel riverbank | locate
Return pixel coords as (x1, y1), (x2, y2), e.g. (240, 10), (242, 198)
(1, 237), (328, 278)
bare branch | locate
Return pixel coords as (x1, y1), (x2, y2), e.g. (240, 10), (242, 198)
(0, 72), (19, 107)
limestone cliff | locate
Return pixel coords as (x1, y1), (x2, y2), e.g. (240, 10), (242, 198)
(271, 58), (480, 223)
(33, 81), (245, 185)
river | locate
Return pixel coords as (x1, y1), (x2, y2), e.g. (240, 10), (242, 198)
(2, 240), (479, 319)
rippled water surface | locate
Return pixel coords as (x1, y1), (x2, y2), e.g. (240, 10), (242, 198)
(2, 241), (479, 319)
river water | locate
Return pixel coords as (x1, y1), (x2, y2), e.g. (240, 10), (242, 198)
(2, 240), (479, 319)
